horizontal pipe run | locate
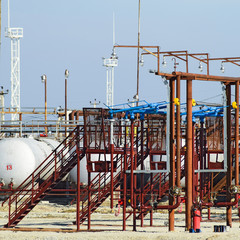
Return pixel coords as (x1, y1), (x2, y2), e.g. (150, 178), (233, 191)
(201, 194), (239, 207)
(140, 196), (181, 210)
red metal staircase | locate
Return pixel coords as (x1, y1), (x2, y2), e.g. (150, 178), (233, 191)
(3, 126), (85, 228)
(77, 129), (150, 225)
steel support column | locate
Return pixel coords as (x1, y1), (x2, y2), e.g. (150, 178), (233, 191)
(176, 75), (181, 187)
(140, 119), (144, 227)
(122, 123), (127, 231)
(226, 84), (232, 227)
(76, 126), (81, 231)
(87, 154), (91, 230)
(186, 79), (193, 230)
(130, 119), (137, 231)
(169, 78), (176, 231)
(235, 81), (239, 186)
(110, 119), (114, 209)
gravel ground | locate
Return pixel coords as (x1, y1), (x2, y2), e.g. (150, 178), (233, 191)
(0, 200), (239, 240)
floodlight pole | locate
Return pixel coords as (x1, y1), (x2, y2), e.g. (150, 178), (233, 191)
(65, 69), (69, 137)
(41, 74), (47, 134)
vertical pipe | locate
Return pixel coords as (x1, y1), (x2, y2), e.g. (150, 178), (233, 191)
(140, 119), (144, 227)
(76, 126), (80, 231)
(235, 81), (239, 186)
(157, 46), (160, 74)
(44, 77), (47, 134)
(207, 54), (210, 75)
(186, 79), (193, 230)
(123, 122), (127, 231)
(192, 122), (198, 203)
(130, 119), (137, 231)
(176, 75), (181, 187)
(130, 120), (134, 206)
(150, 171), (153, 226)
(65, 78), (67, 137)
(199, 120), (204, 201)
(169, 78), (176, 231)
(110, 119), (114, 209)
(226, 84), (232, 227)
(8, 195), (11, 227)
(110, 143), (114, 209)
(87, 154), (91, 230)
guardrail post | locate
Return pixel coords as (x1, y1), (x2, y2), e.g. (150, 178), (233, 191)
(54, 150), (57, 181)
(8, 195), (11, 227)
(31, 173), (34, 204)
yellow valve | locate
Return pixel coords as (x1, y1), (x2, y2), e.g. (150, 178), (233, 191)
(192, 99), (196, 106)
(174, 98), (180, 106)
(232, 101), (238, 109)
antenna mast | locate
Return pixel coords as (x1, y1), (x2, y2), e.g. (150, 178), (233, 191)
(5, 0), (23, 121)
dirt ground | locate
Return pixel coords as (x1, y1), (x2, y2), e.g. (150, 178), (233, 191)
(0, 200), (239, 240)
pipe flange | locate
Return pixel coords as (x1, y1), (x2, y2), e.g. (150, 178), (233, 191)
(169, 186), (182, 196)
(228, 185), (240, 195)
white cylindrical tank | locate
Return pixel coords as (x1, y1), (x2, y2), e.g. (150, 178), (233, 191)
(69, 154), (104, 186)
(0, 138), (61, 189)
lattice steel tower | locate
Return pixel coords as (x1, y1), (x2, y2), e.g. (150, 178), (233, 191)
(5, 0), (23, 121)
(103, 49), (118, 107)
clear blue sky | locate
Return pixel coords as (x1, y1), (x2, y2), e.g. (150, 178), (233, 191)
(0, 0), (240, 112)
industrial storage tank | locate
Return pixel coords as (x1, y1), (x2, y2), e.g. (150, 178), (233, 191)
(0, 138), (62, 189)
(69, 154), (151, 186)
(69, 154), (106, 186)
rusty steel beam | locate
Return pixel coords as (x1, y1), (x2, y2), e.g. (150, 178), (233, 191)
(169, 78), (176, 231)
(114, 45), (159, 48)
(176, 75), (181, 188)
(122, 125), (127, 231)
(207, 57), (240, 61)
(186, 79), (193, 230)
(226, 84), (232, 227)
(156, 72), (240, 82)
(76, 126), (80, 231)
(235, 81), (239, 186)
(0, 110), (60, 115)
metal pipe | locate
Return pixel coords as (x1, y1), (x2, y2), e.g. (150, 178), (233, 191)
(87, 154), (91, 230)
(76, 126), (80, 231)
(176, 75), (181, 187)
(235, 81), (239, 186)
(110, 119), (114, 209)
(169, 78), (176, 231)
(140, 119), (144, 227)
(226, 84), (232, 227)
(65, 77), (67, 137)
(110, 142), (114, 209)
(140, 196), (181, 210)
(186, 79), (193, 230)
(122, 124), (127, 231)
(202, 194), (239, 207)
(130, 119), (134, 206)
(199, 121), (204, 201)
